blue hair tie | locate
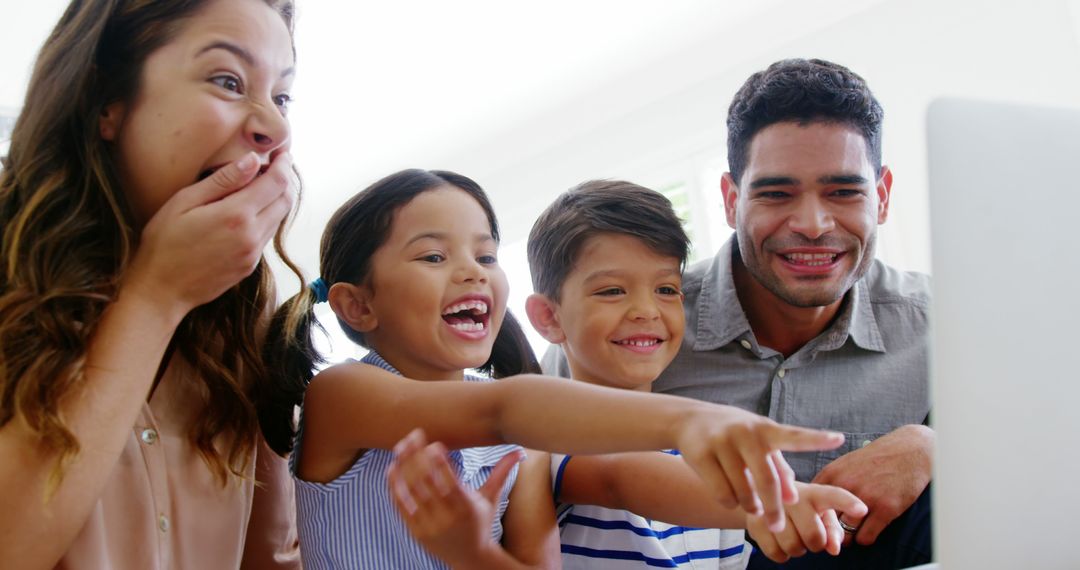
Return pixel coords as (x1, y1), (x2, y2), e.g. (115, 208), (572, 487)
(309, 278), (329, 304)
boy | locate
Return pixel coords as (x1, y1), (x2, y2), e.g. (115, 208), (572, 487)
(388, 180), (866, 568)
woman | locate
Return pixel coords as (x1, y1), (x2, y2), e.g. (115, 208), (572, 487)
(0, 0), (301, 567)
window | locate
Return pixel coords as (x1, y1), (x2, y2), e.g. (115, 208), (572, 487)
(0, 107), (16, 162)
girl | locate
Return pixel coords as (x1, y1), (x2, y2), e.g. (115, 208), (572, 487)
(0, 1), (300, 568)
(263, 168), (845, 569)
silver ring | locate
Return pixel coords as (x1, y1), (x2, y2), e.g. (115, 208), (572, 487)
(838, 519), (859, 534)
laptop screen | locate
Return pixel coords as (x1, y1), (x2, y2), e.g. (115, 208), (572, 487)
(927, 98), (1080, 568)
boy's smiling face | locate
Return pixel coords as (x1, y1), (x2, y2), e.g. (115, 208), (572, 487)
(528, 233), (684, 391)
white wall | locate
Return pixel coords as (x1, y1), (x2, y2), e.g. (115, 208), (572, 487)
(414, 0), (1080, 359)
(7, 1), (1079, 361)
(311, 0), (1080, 363)
(454, 0), (1080, 272)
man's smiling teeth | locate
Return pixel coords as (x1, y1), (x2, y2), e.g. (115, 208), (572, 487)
(615, 339), (660, 347)
(784, 252), (837, 266)
(442, 300), (488, 316)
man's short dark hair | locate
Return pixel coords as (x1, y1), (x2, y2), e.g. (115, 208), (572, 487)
(527, 180), (690, 302)
(727, 58), (884, 184)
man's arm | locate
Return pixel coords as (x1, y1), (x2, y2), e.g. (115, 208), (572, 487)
(811, 424), (934, 545)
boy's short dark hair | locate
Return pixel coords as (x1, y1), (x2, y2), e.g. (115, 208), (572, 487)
(527, 180), (690, 302)
(727, 58), (884, 184)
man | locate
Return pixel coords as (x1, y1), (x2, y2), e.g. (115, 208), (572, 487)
(662, 58), (931, 568)
(545, 58), (932, 569)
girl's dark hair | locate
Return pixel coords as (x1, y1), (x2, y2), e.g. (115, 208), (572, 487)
(0, 0), (297, 493)
(260, 169), (539, 456)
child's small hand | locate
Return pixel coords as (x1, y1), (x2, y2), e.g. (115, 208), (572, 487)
(674, 407), (844, 532)
(746, 482), (867, 563)
(387, 428), (524, 568)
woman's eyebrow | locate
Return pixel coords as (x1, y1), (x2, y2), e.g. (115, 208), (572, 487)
(196, 40), (295, 78)
(197, 41), (256, 65)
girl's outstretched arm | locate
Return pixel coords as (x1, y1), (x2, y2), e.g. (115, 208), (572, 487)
(302, 363), (844, 530)
(0, 154), (296, 570)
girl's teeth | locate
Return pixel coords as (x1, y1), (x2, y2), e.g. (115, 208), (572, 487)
(449, 322), (485, 332)
(618, 339), (658, 347)
(442, 301), (488, 315)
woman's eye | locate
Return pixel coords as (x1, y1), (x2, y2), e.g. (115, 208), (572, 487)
(210, 74), (243, 93)
(273, 93), (293, 113)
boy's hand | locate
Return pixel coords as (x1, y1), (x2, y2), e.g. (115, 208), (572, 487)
(675, 407), (844, 532)
(746, 482), (868, 563)
(387, 429), (523, 568)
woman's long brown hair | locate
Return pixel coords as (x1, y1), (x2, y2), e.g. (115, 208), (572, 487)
(0, 0), (300, 494)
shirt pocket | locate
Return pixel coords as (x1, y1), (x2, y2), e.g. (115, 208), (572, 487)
(813, 431), (890, 477)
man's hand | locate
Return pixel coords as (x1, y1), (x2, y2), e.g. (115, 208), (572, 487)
(811, 424), (934, 546)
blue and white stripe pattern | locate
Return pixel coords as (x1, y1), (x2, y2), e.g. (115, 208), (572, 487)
(552, 452), (751, 569)
(292, 351), (522, 569)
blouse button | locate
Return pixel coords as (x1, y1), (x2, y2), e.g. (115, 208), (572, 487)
(740, 339), (752, 350)
(140, 428), (158, 445)
(159, 514), (170, 533)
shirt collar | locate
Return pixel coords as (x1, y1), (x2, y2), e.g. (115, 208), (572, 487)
(360, 350), (401, 375)
(845, 275), (886, 352)
(691, 239), (753, 351)
(691, 237), (886, 354)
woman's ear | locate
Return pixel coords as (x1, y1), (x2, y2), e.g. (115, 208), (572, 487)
(99, 102), (125, 141)
(525, 293), (566, 344)
(329, 282), (377, 333)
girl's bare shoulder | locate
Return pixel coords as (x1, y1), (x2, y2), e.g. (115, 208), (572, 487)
(303, 361), (401, 406)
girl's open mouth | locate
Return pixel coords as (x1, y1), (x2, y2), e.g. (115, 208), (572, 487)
(441, 298), (490, 336)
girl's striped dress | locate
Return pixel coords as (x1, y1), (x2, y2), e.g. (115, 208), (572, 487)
(292, 351), (522, 569)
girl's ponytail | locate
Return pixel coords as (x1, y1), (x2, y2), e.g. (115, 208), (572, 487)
(258, 284), (325, 456)
(480, 310), (540, 378)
